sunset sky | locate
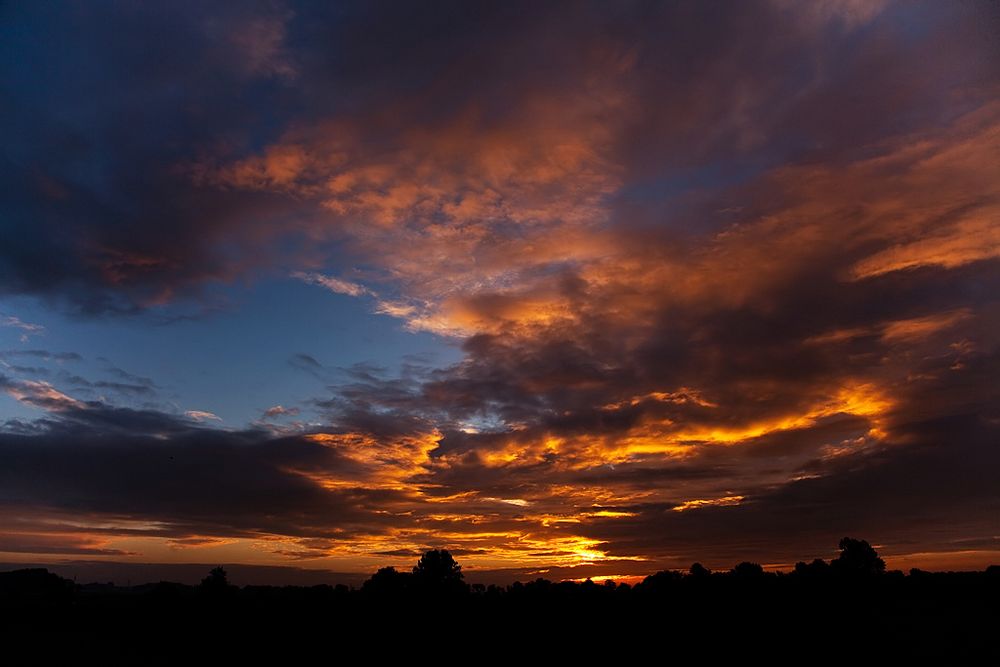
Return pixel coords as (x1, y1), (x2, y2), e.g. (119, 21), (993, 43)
(1, 1), (998, 584)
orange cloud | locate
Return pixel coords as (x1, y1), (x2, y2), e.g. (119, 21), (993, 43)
(1, 379), (84, 411)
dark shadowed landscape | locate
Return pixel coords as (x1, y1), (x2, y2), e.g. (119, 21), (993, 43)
(3, 540), (998, 657)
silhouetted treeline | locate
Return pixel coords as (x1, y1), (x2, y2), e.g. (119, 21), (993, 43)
(2, 540), (998, 657)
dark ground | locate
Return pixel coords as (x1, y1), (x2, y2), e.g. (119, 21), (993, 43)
(2, 545), (997, 660)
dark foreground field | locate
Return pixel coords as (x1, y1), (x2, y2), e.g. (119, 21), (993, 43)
(2, 540), (998, 659)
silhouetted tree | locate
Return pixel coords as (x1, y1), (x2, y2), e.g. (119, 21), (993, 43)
(413, 549), (462, 581)
(200, 566), (233, 593)
(831, 537), (885, 576)
(362, 566), (411, 596)
(2, 544), (999, 646)
(688, 562), (711, 579)
(794, 558), (831, 578)
(0, 568), (74, 603)
(731, 561), (765, 579)
(412, 549), (466, 594)
(641, 570), (682, 587)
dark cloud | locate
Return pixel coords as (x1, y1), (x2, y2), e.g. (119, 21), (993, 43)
(288, 353), (330, 382)
(4, 365), (49, 377)
(0, 403), (409, 543)
(0, 350), (81, 362)
(1, 1), (307, 312)
(96, 359), (157, 388)
(60, 375), (157, 397)
(579, 412), (1000, 567)
(261, 405), (300, 420)
(0, 536), (137, 557)
(1, 1), (995, 312)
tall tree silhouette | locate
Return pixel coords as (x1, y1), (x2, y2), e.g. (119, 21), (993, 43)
(200, 566), (230, 590)
(412, 549), (466, 594)
(832, 537), (886, 576)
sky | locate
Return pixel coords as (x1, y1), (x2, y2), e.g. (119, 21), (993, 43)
(1, 0), (998, 584)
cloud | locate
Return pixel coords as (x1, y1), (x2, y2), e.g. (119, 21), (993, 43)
(292, 272), (371, 298)
(0, 531), (138, 557)
(262, 405), (300, 420)
(0, 407), (399, 544)
(0, 2), (314, 312)
(6, 0), (988, 314)
(62, 376), (157, 398)
(575, 411), (1000, 567)
(0, 350), (81, 362)
(0, 315), (44, 342)
(0, 1), (997, 572)
(771, 0), (892, 30)
(288, 353), (334, 382)
(185, 410), (222, 423)
(97, 359), (157, 388)
(0, 374), (85, 411)
(850, 214), (1000, 279)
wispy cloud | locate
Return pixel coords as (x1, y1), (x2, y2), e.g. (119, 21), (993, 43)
(0, 375), (84, 411)
(292, 271), (372, 298)
(0, 315), (44, 342)
(262, 405), (300, 420)
(185, 410), (222, 423)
